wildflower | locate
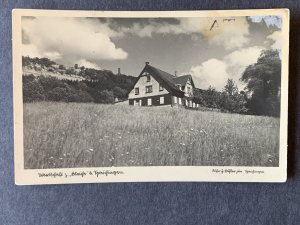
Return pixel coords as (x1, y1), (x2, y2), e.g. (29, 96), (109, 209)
(126, 152), (129, 155)
(63, 154), (66, 157)
(190, 128), (194, 131)
(49, 156), (53, 159)
(104, 135), (109, 138)
(89, 148), (94, 152)
(59, 158), (63, 160)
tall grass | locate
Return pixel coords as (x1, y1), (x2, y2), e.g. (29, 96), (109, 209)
(23, 102), (280, 169)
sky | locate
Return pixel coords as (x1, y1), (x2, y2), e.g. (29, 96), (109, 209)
(22, 15), (282, 90)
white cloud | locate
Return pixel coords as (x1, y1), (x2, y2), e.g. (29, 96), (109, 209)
(190, 59), (229, 90)
(22, 17), (128, 66)
(225, 46), (264, 67)
(204, 18), (250, 50)
(75, 59), (102, 70)
(189, 46), (264, 91)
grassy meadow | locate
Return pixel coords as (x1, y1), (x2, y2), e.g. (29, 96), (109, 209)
(23, 102), (280, 169)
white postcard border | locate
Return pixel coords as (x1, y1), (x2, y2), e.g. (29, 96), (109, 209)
(12, 9), (289, 185)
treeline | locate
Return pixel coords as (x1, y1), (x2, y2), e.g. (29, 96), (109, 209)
(194, 50), (281, 117)
(22, 56), (56, 68)
(23, 75), (135, 104)
(194, 80), (247, 114)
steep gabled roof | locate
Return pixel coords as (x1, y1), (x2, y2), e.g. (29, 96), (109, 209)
(174, 74), (195, 87)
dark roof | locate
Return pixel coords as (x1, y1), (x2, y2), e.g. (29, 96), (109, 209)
(173, 75), (193, 86)
(145, 65), (183, 94)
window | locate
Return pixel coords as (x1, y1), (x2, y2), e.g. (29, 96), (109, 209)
(139, 99), (142, 106)
(176, 84), (181, 90)
(147, 98), (152, 106)
(174, 96), (177, 104)
(187, 87), (191, 93)
(134, 100), (139, 106)
(135, 87), (139, 95)
(160, 97), (164, 104)
(146, 75), (151, 82)
(193, 102), (196, 108)
(159, 84), (164, 91)
(146, 85), (153, 93)
(178, 98), (182, 105)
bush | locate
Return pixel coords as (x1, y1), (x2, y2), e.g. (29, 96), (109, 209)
(23, 77), (46, 102)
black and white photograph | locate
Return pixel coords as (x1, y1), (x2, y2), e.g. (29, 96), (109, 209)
(12, 9), (289, 184)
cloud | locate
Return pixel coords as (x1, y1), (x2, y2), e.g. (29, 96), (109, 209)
(123, 17), (250, 50)
(22, 17), (128, 66)
(225, 46), (264, 67)
(189, 46), (264, 90)
(22, 16), (252, 68)
(267, 31), (282, 50)
(190, 59), (229, 90)
(202, 18), (250, 50)
(75, 59), (102, 70)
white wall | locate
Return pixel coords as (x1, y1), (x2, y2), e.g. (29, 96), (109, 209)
(184, 79), (193, 97)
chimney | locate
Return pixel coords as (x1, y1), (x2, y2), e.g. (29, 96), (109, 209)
(145, 62), (150, 65)
(117, 67), (121, 75)
(174, 71), (177, 77)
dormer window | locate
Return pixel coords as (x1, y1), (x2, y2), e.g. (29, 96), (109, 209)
(146, 75), (151, 82)
(176, 84), (182, 90)
(135, 87), (139, 95)
(159, 84), (164, 91)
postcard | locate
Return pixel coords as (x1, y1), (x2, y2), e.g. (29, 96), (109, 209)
(12, 9), (289, 184)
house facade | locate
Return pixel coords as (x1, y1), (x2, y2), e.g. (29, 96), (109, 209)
(128, 62), (199, 108)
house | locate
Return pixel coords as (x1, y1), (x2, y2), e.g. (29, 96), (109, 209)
(128, 62), (199, 108)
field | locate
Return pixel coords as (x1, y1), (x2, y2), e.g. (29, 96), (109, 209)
(23, 102), (280, 169)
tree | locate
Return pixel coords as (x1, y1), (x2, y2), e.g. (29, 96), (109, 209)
(99, 90), (114, 104)
(23, 78), (46, 102)
(241, 49), (281, 116)
(220, 79), (247, 113)
(112, 86), (127, 99)
(205, 86), (221, 108)
(223, 79), (238, 96)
